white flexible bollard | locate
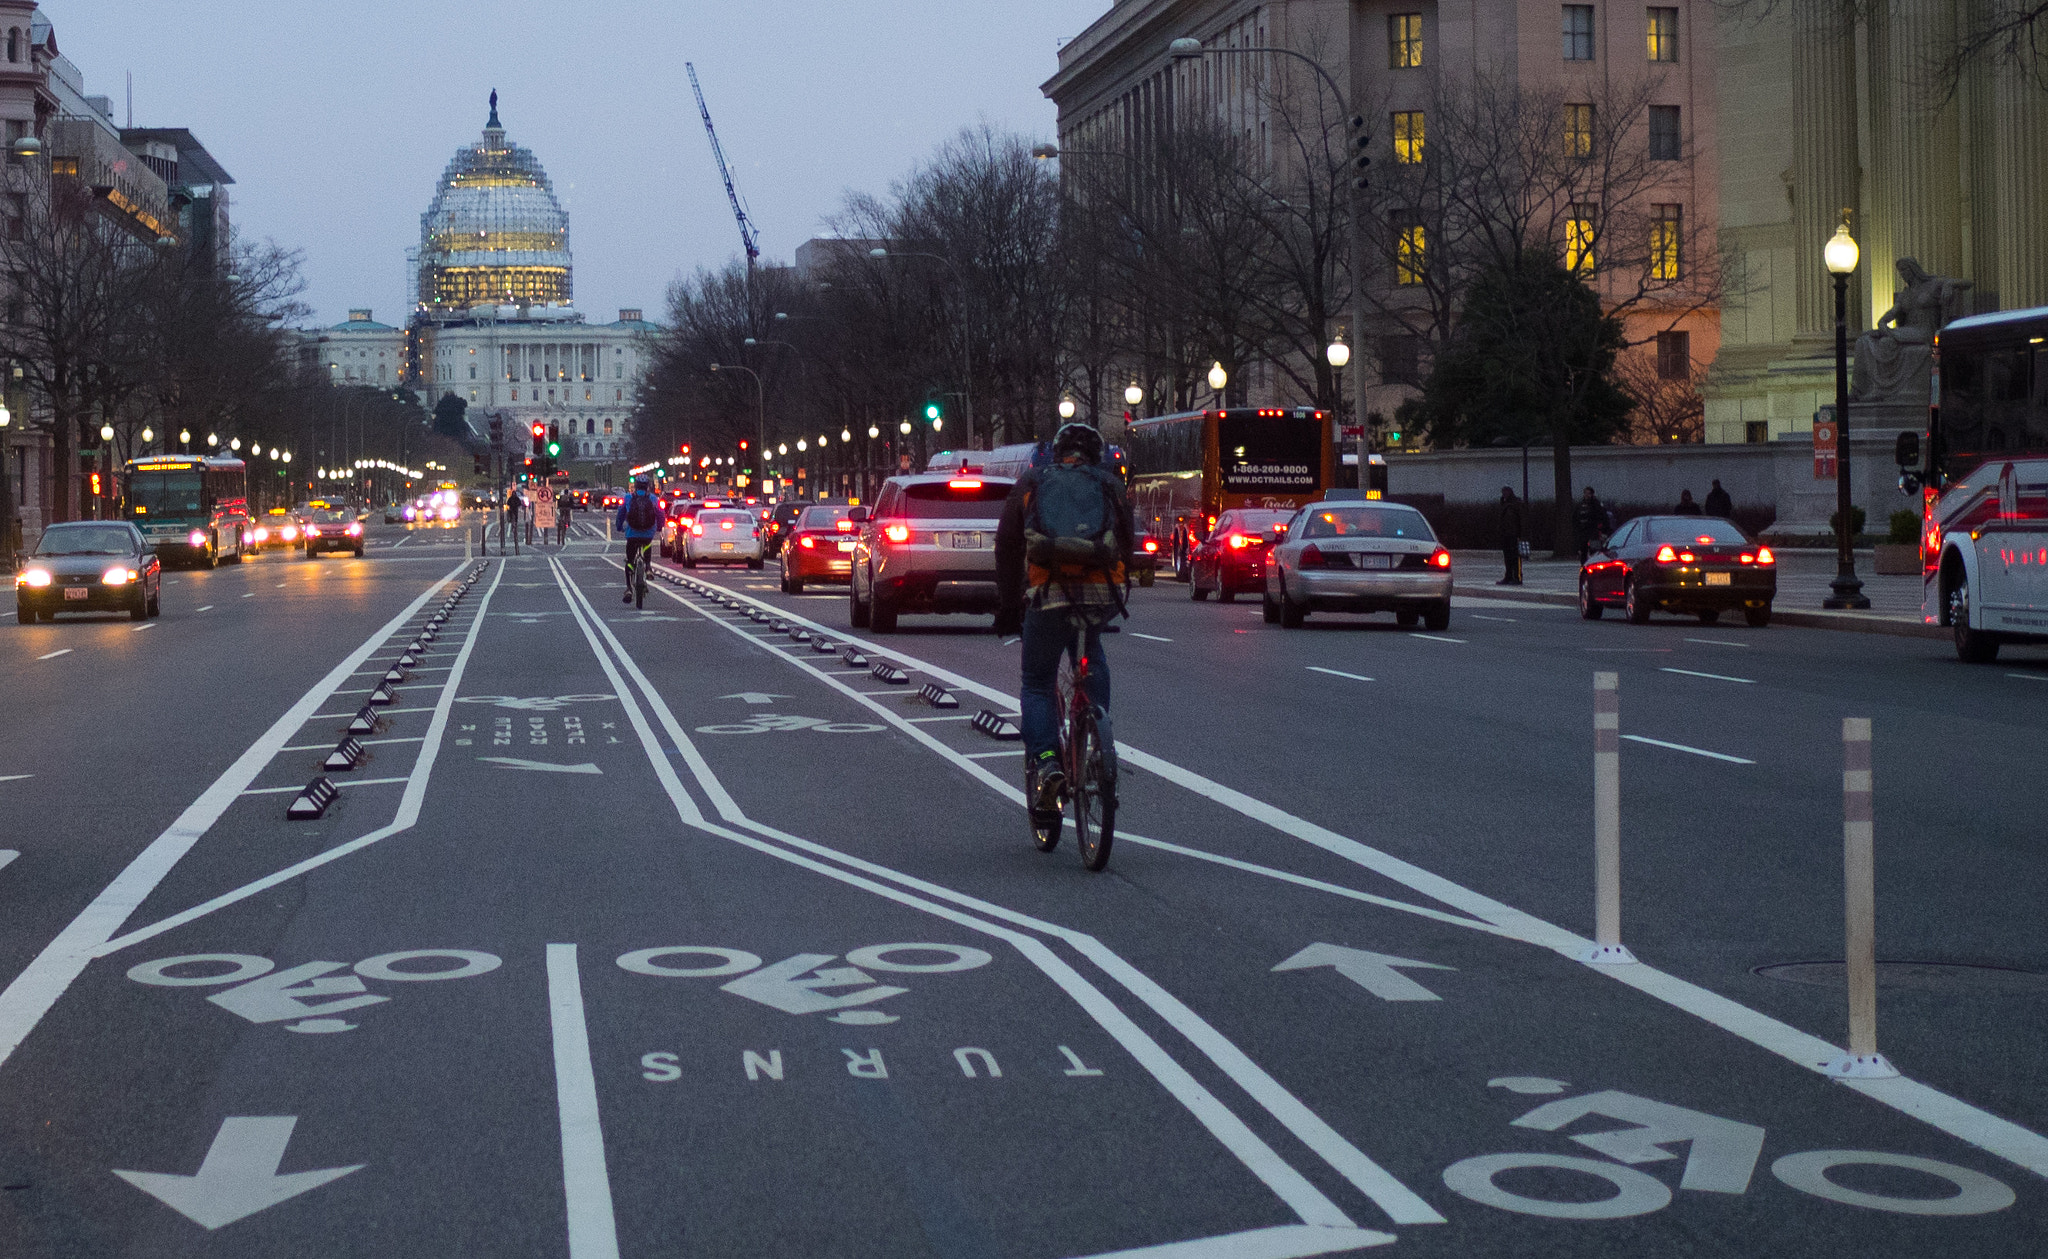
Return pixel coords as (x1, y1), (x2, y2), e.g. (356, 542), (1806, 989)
(1824, 717), (1896, 1077)
(1581, 672), (1635, 964)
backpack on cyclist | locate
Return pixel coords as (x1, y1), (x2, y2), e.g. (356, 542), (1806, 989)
(625, 492), (659, 532)
(1024, 463), (1127, 619)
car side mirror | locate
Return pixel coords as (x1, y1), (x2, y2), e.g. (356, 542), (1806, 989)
(846, 507), (869, 524)
(1894, 430), (1921, 468)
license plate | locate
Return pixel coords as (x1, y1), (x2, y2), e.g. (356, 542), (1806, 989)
(837, 540), (855, 552)
(64, 587), (89, 600)
(951, 532), (983, 549)
(1705, 572), (1732, 586)
(1358, 553), (1393, 570)
(719, 542), (734, 551)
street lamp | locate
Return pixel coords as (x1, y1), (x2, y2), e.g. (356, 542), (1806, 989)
(867, 425), (880, 439)
(206, 432), (218, 448)
(1059, 397), (1077, 420)
(1325, 339), (1351, 369)
(0, 401), (11, 555)
(1823, 212), (1869, 609)
(99, 423), (114, 442)
(140, 426), (153, 445)
(1124, 382), (1144, 408)
(179, 428), (190, 448)
(229, 438), (241, 452)
(899, 420), (912, 435)
(1207, 361), (1228, 407)
(841, 428), (852, 442)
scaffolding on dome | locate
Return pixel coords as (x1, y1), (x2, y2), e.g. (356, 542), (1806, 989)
(417, 101), (573, 312)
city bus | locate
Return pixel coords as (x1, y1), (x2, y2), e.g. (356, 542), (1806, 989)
(123, 453), (251, 567)
(1897, 304), (2048, 656)
(1124, 407), (1335, 580)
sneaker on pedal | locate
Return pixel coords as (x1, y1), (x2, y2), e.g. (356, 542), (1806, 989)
(1029, 751), (1065, 813)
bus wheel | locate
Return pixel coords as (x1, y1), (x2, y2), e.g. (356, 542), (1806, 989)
(1951, 581), (2000, 663)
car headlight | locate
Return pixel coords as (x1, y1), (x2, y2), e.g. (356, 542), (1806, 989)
(282, 526), (298, 540)
(188, 530), (208, 546)
(252, 527), (268, 543)
(19, 568), (51, 587)
(102, 566), (135, 585)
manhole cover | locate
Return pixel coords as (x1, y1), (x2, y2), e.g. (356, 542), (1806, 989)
(1754, 961), (2048, 995)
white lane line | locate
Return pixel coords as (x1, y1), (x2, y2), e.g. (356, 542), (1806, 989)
(546, 944), (621, 1259)
(2006, 673), (2048, 682)
(683, 574), (2048, 1186)
(599, 562), (1439, 1227)
(1408, 633), (1464, 643)
(1620, 734), (1756, 765)
(1129, 632), (1174, 642)
(36, 649), (72, 660)
(0, 561), (470, 1070)
(903, 714), (976, 723)
(279, 736), (425, 753)
(194, 605), (212, 612)
(961, 749), (1021, 759)
(1306, 667), (1373, 683)
(1468, 614), (1517, 622)
(0, 774), (29, 784)
(239, 776), (411, 796)
(1686, 638), (1750, 647)
(240, 593), (255, 599)
(0, 851), (16, 873)
(1661, 666), (1756, 684)
(309, 706), (439, 719)
(94, 562), (507, 956)
(130, 623), (156, 633)
(274, 581), (287, 588)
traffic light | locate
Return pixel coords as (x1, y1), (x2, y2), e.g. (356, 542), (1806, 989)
(530, 422), (546, 457)
(679, 442), (691, 457)
(1349, 114), (1371, 190)
(546, 422), (561, 459)
(924, 402), (941, 424)
(473, 453), (486, 475)
(488, 416), (504, 448)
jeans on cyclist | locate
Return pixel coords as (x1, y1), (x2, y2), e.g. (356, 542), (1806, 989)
(1019, 607), (1113, 766)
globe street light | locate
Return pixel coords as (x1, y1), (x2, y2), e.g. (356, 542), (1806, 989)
(1059, 397), (1077, 420)
(229, 438), (241, 452)
(1326, 340), (1351, 369)
(99, 423), (114, 442)
(867, 425), (880, 439)
(179, 428), (190, 447)
(141, 426), (154, 444)
(206, 433), (218, 448)
(1822, 212), (1869, 610)
(841, 428), (852, 442)
(1124, 382), (1144, 408)
(899, 420), (913, 435)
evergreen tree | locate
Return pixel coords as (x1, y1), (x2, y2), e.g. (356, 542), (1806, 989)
(432, 391), (470, 442)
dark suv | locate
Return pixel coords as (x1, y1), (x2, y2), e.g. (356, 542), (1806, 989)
(848, 473), (1015, 633)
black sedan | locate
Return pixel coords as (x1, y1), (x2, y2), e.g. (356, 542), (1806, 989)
(1579, 515), (1776, 626)
(14, 521), (162, 623)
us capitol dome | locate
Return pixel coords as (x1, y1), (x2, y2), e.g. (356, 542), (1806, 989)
(416, 90), (572, 310)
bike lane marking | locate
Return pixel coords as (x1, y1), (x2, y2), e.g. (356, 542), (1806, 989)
(560, 560), (1431, 1233)
(0, 560), (475, 1072)
(663, 569), (2048, 1187)
(548, 944), (621, 1259)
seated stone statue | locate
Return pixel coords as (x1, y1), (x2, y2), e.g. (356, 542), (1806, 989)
(1851, 258), (1972, 405)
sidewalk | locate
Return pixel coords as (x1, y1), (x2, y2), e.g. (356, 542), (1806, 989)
(1450, 548), (1942, 638)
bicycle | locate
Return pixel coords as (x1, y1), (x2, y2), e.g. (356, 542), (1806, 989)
(629, 539), (650, 609)
(1030, 623), (1117, 871)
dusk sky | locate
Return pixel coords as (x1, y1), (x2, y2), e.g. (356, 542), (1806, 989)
(45, 1), (1108, 328)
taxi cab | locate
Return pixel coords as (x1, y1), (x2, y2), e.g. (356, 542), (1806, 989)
(779, 504), (859, 593)
(250, 507), (301, 552)
(300, 505), (366, 558)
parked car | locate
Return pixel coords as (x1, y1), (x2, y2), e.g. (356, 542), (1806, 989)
(1579, 515), (1776, 626)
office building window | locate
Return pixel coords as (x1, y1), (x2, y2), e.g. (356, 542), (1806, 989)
(1379, 336), (1422, 387)
(1392, 111), (1425, 163)
(1647, 7), (1678, 61)
(1650, 204), (1682, 280)
(1649, 105), (1681, 159)
(1745, 420), (1768, 443)
(1563, 103), (1596, 158)
(1657, 330), (1692, 379)
(1389, 14), (1424, 67)
(1563, 5), (1596, 59)
(1394, 214), (1427, 285)
(1566, 204), (1598, 274)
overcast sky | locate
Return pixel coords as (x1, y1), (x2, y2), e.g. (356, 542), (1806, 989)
(45, 0), (1107, 328)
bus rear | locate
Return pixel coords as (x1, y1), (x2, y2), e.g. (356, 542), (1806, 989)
(1127, 407), (1333, 578)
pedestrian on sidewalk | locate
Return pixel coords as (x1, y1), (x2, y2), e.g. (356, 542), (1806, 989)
(1704, 479), (1733, 518)
(1574, 487), (1606, 562)
(1674, 489), (1703, 514)
(504, 487), (523, 556)
(1497, 486), (1524, 584)
(556, 488), (572, 546)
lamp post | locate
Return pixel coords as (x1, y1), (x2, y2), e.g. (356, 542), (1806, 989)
(98, 423), (114, 519)
(708, 362), (766, 479)
(1823, 214), (1869, 610)
(1207, 361), (1229, 409)
(0, 398), (12, 559)
(869, 247), (977, 445)
(1326, 336), (1356, 486)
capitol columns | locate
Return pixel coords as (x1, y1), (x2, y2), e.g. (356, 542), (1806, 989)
(1792, 0), (1861, 341)
(1879, 0), (1964, 279)
(1993, 64), (2048, 309)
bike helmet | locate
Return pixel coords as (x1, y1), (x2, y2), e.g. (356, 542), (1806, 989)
(1052, 422), (1104, 465)
(633, 476), (651, 490)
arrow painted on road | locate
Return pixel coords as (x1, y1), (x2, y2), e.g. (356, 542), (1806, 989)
(478, 756), (603, 775)
(113, 1116), (363, 1230)
(1272, 943), (1455, 1002)
(720, 692), (791, 705)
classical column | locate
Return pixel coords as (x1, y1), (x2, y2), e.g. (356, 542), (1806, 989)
(1881, 0), (1964, 277)
(1794, 2), (1860, 340)
(1993, 66), (2048, 309)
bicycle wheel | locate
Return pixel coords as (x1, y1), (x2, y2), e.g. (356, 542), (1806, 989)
(1072, 709), (1116, 872)
(1030, 804), (1061, 851)
(634, 561), (647, 609)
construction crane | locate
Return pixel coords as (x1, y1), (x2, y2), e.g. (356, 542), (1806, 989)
(686, 63), (760, 266)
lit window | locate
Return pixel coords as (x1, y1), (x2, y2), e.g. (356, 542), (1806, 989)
(469, 388), (477, 401)
(1395, 215), (1427, 285)
(1563, 103), (1595, 158)
(1388, 13), (1423, 68)
(1566, 204), (1598, 274)
(1649, 105), (1681, 160)
(1563, 5), (1595, 60)
(1657, 330), (1691, 380)
(1647, 7), (1678, 61)
(1392, 111), (1425, 163)
(1649, 204), (1682, 280)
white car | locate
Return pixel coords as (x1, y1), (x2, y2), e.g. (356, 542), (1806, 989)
(682, 509), (765, 569)
(1264, 497), (1453, 630)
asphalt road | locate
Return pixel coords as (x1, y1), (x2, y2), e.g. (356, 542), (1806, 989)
(0, 517), (2043, 1257)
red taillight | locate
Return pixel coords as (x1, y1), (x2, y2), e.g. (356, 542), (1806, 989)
(1228, 533), (1256, 549)
(1756, 547), (1775, 564)
(835, 519), (855, 533)
(1695, 535), (1715, 544)
(1656, 545), (1678, 563)
(1143, 539), (1159, 552)
(800, 536), (816, 549)
(1299, 543), (1324, 568)
(1430, 547), (1451, 569)
(720, 520), (734, 530)
(884, 523), (911, 544)
(691, 524), (703, 536)
(948, 478), (984, 490)
(1678, 551), (1696, 563)
(1739, 553), (1754, 564)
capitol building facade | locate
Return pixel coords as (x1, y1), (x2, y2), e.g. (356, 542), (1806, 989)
(304, 94), (656, 466)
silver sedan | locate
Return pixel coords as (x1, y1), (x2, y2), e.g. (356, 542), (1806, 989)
(1264, 500), (1454, 630)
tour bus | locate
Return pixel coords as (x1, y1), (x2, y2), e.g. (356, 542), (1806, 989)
(122, 453), (251, 568)
(1125, 407), (1335, 581)
(1896, 304), (2048, 660)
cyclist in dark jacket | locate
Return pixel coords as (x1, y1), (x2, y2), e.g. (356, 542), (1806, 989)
(615, 477), (662, 603)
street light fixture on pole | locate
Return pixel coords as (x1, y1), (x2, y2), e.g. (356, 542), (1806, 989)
(869, 247), (978, 446)
(708, 362), (766, 483)
(1207, 361), (1229, 409)
(1823, 213), (1869, 610)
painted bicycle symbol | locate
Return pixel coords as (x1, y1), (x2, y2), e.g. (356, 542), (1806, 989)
(694, 714), (884, 735)
(457, 694), (618, 711)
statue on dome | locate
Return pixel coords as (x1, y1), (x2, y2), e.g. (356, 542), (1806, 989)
(1851, 257), (1972, 406)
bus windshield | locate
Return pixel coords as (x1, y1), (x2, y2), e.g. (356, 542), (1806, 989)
(127, 471), (205, 518)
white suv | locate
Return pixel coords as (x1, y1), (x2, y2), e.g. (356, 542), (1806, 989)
(848, 472), (1015, 633)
